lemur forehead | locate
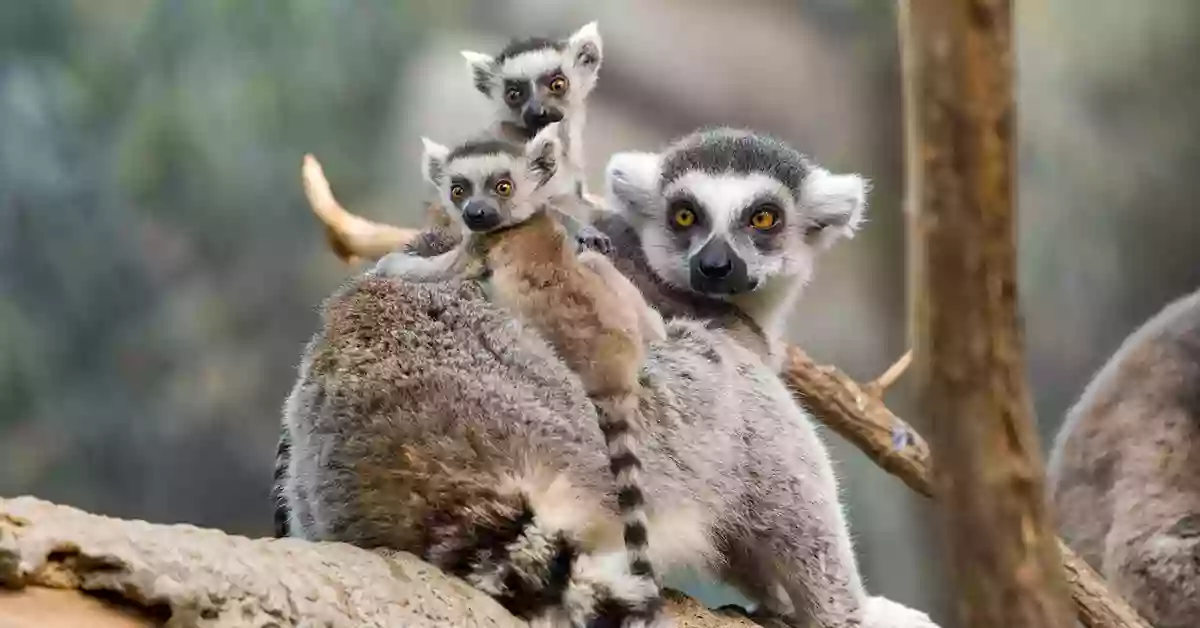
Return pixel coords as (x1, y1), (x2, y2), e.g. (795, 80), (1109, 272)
(445, 152), (520, 182)
(495, 37), (565, 63)
(659, 129), (812, 197)
(447, 138), (523, 162)
(494, 39), (568, 79)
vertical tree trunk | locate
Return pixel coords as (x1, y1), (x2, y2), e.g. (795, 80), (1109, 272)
(899, 2), (1074, 627)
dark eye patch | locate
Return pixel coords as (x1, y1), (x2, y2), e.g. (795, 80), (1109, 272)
(536, 67), (566, 87)
(502, 80), (530, 107)
(484, 171), (515, 196)
(740, 194), (789, 251)
(448, 177), (473, 207)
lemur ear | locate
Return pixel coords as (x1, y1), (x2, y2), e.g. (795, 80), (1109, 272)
(525, 121), (563, 187)
(801, 168), (869, 250)
(460, 50), (495, 97)
(566, 21), (602, 75)
(420, 137), (450, 187)
(604, 151), (661, 222)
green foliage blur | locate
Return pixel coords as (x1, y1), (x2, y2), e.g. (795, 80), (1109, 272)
(0, 0), (429, 532)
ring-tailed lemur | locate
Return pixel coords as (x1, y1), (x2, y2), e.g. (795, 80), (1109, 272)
(279, 128), (939, 627)
(462, 22), (601, 200)
(1048, 286), (1200, 628)
(372, 121), (667, 624)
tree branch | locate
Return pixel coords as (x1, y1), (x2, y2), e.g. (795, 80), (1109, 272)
(780, 347), (1151, 628)
(0, 496), (757, 628)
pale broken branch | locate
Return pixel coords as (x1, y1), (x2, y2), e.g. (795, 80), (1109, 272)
(301, 153), (420, 265)
(864, 348), (913, 397)
(781, 346), (1151, 628)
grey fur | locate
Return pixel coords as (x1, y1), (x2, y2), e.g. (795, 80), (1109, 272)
(659, 128), (811, 197)
(275, 129), (937, 627)
(280, 272), (937, 628)
(1048, 286), (1200, 628)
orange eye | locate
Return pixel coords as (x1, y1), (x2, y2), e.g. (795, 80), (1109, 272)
(450, 184), (466, 200)
(494, 179), (513, 197)
(673, 207), (696, 228)
(548, 75), (568, 93)
(750, 207), (779, 231)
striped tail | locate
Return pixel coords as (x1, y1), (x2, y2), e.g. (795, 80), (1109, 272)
(272, 431), (292, 538)
(423, 477), (662, 627)
(593, 393), (663, 617)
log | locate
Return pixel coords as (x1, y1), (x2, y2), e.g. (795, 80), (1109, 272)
(0, 496), (755, 628)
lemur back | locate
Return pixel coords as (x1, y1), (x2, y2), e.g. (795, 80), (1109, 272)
(1048, 287), (1200, 628)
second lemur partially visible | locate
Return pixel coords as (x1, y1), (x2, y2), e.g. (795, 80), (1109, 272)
(373, 121), (667, 626)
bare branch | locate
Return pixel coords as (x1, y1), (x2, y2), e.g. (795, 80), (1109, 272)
(864, 349), (913, 397)
(780, 347), (1151, 628)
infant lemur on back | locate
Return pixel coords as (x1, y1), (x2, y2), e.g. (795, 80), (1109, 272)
(372, 120), (667, 618)
(411, 21), (612, 254)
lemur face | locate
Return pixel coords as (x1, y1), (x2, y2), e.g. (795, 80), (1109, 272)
(420, 123), (564, 234)
(605, 128), (867, 300)
(462, 22), (603, 136)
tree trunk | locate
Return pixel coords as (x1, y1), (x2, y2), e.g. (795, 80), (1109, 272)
(899, 1), (1075, 627)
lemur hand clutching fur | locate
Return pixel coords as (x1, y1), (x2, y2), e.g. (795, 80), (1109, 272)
(372, 121), (668, 626)
(459, 21), (611, 253)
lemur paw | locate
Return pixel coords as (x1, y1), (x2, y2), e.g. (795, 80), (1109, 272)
(862, 596), (941, 628)
(576, 225), (613, 255)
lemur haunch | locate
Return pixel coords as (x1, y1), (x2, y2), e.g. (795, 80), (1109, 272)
(1048, 287), (1200, 628)
(372, 121), (667, 625)
(280, 128), (939, 628)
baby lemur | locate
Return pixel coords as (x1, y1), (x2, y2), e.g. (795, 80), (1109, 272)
(373, 121), (668, 625)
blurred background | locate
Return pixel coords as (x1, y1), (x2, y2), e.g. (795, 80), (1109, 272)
(3, 1), (1199, 626)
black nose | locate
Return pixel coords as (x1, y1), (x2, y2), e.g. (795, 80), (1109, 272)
(689, 236), (752, 295)
(696, 243), (733, 279)
(521, 104), (563, 131)
(462, 200), (501, 232)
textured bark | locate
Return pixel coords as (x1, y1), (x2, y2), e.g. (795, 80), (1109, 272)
(0, 496), (755, 628)
(780, 347), (1151, 628)
(898, 1), (1074, 626)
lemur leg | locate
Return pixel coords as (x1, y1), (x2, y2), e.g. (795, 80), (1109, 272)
(577, 250), (667, 343)
(1102, 408), (1200, 628)
(371, 247), (474, 282)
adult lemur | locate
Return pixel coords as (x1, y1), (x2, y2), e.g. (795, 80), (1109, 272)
(279, 124), (938, 627)
(1048, 286), (1200, 628)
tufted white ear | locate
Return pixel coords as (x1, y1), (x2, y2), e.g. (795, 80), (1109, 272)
(802, 168), (869, 249)
(420, 137), (450, 187)
(461, 50), (495, 96)
(525, 122), (564, 187)
(604, 151), (661, 222)
(567, 21), (602, 73)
